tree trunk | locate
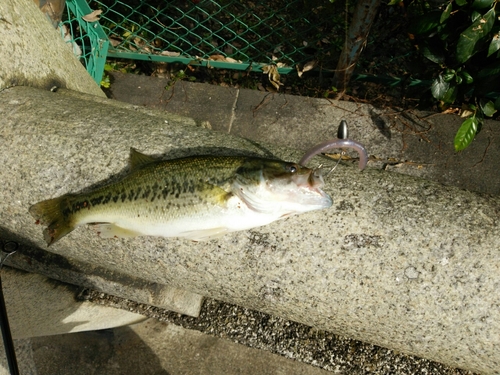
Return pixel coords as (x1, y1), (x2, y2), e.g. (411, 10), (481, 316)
(334, 0), (382, 95)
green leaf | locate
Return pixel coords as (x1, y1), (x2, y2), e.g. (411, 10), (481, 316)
(387, 0), (402, 5)
(475, 62), (500, 95)
(440, 2), (452, 23)
(456, 0), (467, 5)
(480, 100), (497, 116)
(454, 116), (479, 151)
(471, 11), (482, 23)
(443, 71), (455, 82)
(459, 71), (474, 84)
(472, 0), (495, 9)
(477, 64), (500, 80)
(456, 8), (496, 63)
(488, 33), (500, 57)
(442, 84), (458, 104)
(421, 41), (446, 64)
(431, 75), (449, 100)
(495, 96), (500, 110)
(431, 75), (458, 104)
(100, 74), (111, 88)
(410, 11), (441, 35)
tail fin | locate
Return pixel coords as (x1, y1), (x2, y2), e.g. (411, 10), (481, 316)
(29, 195), (76, 246)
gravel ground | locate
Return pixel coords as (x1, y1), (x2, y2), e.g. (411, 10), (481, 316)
(80, 289), (476, 375)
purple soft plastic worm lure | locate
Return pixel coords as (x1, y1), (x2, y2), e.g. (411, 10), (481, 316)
(299, 139), (368, 170)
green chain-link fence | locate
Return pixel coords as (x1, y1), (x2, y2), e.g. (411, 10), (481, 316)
(61, 0), (109, 84)
(63, 0), (344, 84)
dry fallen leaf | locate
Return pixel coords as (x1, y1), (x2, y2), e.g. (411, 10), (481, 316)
(262, 64), (283, 90)
(200, 121), (212, 129)
(303, 60), (316, 72)
(208, 55), (241, 63)
(460, 104), (474, 118)
(109, 36), (123, 47)
(225, 57), (241, 63)
(160, 51), (181, 57)
(134, 37), (146, 48)
(296, 60), (316, 77)
(82, 9), (102, 22)
(296, 65), (303, 78)
(209, 54), (226, 61)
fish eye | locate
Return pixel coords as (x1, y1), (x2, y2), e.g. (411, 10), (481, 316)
(287, 164), (298, 173)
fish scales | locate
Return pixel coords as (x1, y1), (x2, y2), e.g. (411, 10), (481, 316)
(30, 149), (332, 245)
(57, 156), (244, 229)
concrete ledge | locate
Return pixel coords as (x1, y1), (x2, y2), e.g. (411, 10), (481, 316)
(30, 319), (331, 375)
(1, 86), (499, 374)
(2, 267), (145, 339)
(3, 234), (203, 317)
(0, 0), (104, 97)
(109, 73), (500, 195)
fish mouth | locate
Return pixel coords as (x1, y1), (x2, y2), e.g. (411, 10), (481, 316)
(292, 170), (333, 208)
(292, 168), (325, 190)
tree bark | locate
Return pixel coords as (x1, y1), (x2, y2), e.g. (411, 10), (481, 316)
(333, 0), (382, 95)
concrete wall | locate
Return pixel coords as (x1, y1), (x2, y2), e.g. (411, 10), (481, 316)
(0, 86), (499, 374)
(0, 0), (104, 97)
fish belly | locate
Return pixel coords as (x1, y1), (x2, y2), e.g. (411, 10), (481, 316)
(77, 195), (283, 241)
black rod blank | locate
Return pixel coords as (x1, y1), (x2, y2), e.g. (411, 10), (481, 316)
(0, 243), (19, 375)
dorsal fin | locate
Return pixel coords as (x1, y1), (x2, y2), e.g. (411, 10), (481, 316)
(129, 148), (156, 170)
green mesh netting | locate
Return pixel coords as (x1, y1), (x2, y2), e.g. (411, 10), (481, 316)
(81, 0), (343, 73)
(62, 0), (109, 84)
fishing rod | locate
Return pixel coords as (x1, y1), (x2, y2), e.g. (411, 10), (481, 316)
(0, 241), (20, 375)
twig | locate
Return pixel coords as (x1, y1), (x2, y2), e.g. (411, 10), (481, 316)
(252, 93), (273, 117)
(0, 17), (12, 25)
(472, 136), (492, 168)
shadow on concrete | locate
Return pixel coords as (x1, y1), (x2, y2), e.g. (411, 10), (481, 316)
(30, 327), (170, 375)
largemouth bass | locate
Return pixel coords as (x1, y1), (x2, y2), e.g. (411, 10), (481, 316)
(30, 149), (332, 246)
